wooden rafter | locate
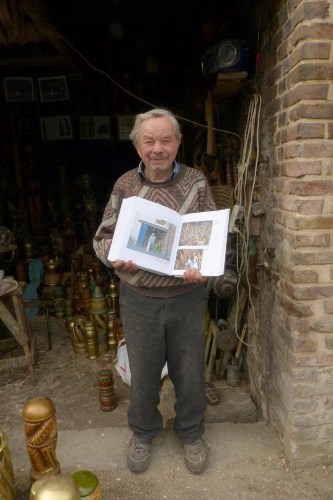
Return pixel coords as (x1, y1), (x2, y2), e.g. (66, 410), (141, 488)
(0, 0), (80, 71)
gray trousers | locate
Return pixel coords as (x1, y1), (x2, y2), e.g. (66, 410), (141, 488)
(119, 283), (207, 444)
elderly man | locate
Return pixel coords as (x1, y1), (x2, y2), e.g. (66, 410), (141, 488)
(93, 108), (216, 474)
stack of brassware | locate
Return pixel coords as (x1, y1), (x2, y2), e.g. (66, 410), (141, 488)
(97, 327), (108, 355)
(72, 316), (86, 354)
(97, 369), (116, 412)
(64, 299), (74, 320)
(90, 287), (108, 347)
(106, 309), (117, 358)
(43, 258), (62, 288)
(84, 322), (98, 360)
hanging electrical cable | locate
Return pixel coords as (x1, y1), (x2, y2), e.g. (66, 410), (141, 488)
(232, 93), (261, 347)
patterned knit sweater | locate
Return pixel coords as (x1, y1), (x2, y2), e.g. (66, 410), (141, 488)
(93, 163), (216, 298)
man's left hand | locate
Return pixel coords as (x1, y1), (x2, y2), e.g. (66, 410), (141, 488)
(182, 269), (207, 283)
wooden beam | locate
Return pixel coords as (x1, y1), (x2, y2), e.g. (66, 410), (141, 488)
(0, 54), (72, 68)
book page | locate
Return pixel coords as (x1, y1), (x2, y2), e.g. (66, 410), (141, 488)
(108, 197), (181, 275)
(172, 209), (230, 277)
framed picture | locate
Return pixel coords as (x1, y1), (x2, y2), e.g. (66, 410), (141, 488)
(19, 119), (32, 135)
(4, 77), (34, 102)
(38, 76), (69, 102)
(80, 116), (111, 140)
(117, 114), (135, 141)
(40, 116), (73, 140)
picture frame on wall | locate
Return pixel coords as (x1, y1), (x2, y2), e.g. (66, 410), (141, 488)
(80, 116), (111, 140)
(38, 75), (69, 102)
(4, 77), (34, 102)
(19, 118), (32, 135)
(117, 114), (135, 141)
(40, 115), (73, 140)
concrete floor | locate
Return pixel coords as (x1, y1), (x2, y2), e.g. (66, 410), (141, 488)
(1, 316), (333, 499)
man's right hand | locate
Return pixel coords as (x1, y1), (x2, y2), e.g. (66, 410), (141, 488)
(105, 239), (137, 272)
(111, 260), (137, 272)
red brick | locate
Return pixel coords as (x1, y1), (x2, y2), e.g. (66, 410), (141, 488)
(264, 97), (282, 118)
(294, 354), (333, 367)
(328, 123), (333, 139)
(290, 103), (333, 121)
(280, 295), (313, 316)
(291, 369), (317, 381)
(275, 179), (284, 192)
(292, 23), (333, 47)
(280, 160), (322, 177)
(277, 40), (288, 62)
(323, 398), (333, 410)
(287, 215), (333, 231)
(295, 234), (330, 248)
(285, 283), (333, 300)
(292, 250), (333, 265)
(291, 63), (333, 85)
(303, 1), (330, 21)
(285, 2), (330, 38)
(278, 4), (288, 28)
(325, 336), (333, 348)
(282, 42), (331, 75)
(289, 180), (333, 196)
(325, 301), (333, 314)
(290, 337), (318, 352)
(281, 123), (325, 142)
(285, 143), (333, 159)
(292, 398), (317, 412)
(277, 146), (285, 161)
(279, 196), (323, 214)
(281, 83), (328, 108)
(311, 317), (333, 333)
(287, 316), (311, 334)
(284, 267), (319, 283)
(266, 65), (282, 89)
(278, 112), (287, 127)
(275, 210), (286, 225)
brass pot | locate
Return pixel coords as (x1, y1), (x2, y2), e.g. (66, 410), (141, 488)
(44, 258), (59, 274)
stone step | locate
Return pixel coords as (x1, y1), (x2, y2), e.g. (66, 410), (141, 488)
(158, 376), (257, 428)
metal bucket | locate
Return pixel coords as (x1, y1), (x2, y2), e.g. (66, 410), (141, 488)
(227, 364), (240, 387)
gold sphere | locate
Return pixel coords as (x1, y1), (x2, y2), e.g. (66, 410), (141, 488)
(32, 474), (81, 500)
(23, 397), (55, 423)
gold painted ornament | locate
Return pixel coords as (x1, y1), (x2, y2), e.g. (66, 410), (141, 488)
(31, 474), (81, 500)
(22, 397), (61, 484)
(0, 429), (15, 500)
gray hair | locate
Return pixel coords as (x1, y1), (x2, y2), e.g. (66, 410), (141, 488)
(129, 108), (182, 144)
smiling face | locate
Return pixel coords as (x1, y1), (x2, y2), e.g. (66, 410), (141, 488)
(134, 116), (181, 182)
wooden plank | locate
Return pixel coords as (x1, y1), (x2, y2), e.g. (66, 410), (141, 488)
(0, 355), (30, 373)
(0, 338), (19, 351)
(216, 350), (232, 380)
(235, 323), (248, 360)
(0, 301), (28, 345)
(204, 320), (218, 383)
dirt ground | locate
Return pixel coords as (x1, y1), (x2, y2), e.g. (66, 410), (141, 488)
(1, 315), (333, 499)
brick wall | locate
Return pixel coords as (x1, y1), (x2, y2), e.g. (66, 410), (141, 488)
(249, 0), (333, 466)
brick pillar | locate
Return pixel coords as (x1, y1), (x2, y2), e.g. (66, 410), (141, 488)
(250, 0), (333, 466)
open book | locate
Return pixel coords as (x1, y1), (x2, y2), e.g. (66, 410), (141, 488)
(108, 196), (230, 277)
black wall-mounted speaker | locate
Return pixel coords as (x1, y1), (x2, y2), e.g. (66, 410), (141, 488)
(202, 39), (256, 77)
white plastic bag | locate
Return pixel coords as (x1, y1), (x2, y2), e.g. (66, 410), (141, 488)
(115, 340), (168, 386)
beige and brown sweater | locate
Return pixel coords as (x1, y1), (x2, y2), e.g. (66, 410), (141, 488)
(93, 164), (216, 298)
